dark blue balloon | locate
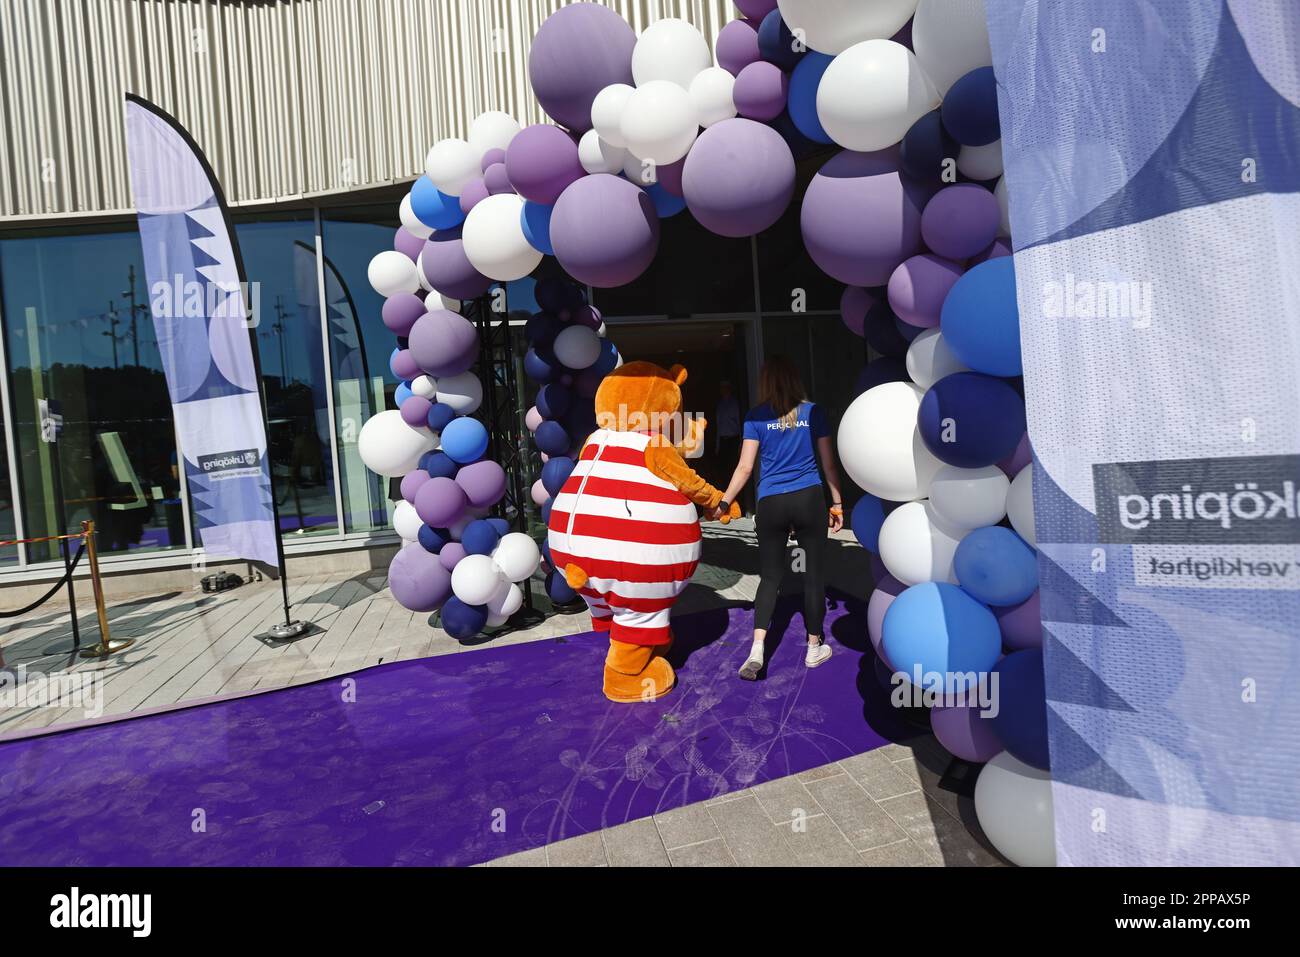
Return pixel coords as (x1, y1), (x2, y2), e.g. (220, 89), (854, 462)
(536, 383), (572, 420)
(562, 399), (597, 441)
(420, 450), (458, 479)
(441, 596), (489, 639)
(954, 526), (1038, 606)
(525, 311), (561, 344)
(590, 339), (620, 376)
(410, 176), (467, 230)
(851, 494), (888, 552)
(541, 455), (576, 497)
(545, 568), (577, 605)
(900, 110), (956, 183)
(940, 257), (1022, 376)
(894, 315), (923, 343)
(534, 420), (571, 457)
(426, 401), (456, 433)
(788, 52), (834, 144)
(486, 517), (510, 537)
(941, 66), (1000, 147)
(461, 518), (502, 556)
(645, 182), (687, 218)
(560, 282), (587, 313)
(769, 108), (826, 161)
(853, 357), (908, 396)
(757, 8), (804, 70)
(524, 346), (559, 383)
(864, 299), (909, 358)
(990, 649), (1050, 770)
(418, 524), (449, 553)
(919, 372), (1026, 468)
(395, 336), (409, 349)
(534, 277), (568, 312)
(521, 200), (555, 255)
(540, 497), (553, 527)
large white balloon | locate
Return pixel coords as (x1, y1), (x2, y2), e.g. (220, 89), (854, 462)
(431, 371), (483, 415)
(392, 500), (423, 542)
(928, 465), (1009, 530)
(1006, 464), (1035, 545)
(469, 110), (520, 156)
(591, 83), (635, 148)
(877, 500), (968, 585)
(399, 194), (433, 240)
(486, 581), (524, 624)
(451, 553), (505, 606)
(462, 193), (543, 281)
(425, 289), (462, 314)
(689, 67), (738, 128)
(818, 40), (939, 151)
(358, 410), (436, 477)
(776, 0), (920, 55)
(492, 532), (541, 583)
(958, 139), (1004, 180)
(974, 751), (1056, 867)
(911, 0), (993, 95)
(367, 250), (420, 297)
(906, 328), (969, 389)
(631, 18), (712, 89)
(620, 80), (699, 166)
(424, 137), (481, 196)
(578, 129), (628, 174)
(553, 325), (602, 370)
(837, 382), (944, 501)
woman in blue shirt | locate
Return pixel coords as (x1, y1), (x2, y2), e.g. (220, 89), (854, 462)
(712, 356), (844, 678)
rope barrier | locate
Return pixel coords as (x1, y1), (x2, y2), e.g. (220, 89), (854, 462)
(0, 542), (86, 618)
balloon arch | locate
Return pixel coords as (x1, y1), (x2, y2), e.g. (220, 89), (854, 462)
(358, 1), (1052, 866)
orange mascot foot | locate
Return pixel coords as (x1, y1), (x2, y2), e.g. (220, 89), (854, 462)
(603, 638), (675, 703)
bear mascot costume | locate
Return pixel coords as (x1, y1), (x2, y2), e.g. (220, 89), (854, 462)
(547, 361), (740, 703)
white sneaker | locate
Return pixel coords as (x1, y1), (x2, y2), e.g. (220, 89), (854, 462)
(738, 645), (764, 680)
(805, 642), (832, 668)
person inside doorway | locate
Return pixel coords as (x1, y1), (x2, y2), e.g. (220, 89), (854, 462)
(711, 356), (844, 678)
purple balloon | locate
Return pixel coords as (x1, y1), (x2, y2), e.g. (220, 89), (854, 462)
(480, 148), (506, 172)
(400, 469), (431, 503)
(459, 177), (489, 214)
(840, 286), (874, 336)
(802, 147), (931, 286)
(972, 237), (1011, 265)
(994, 589), (1042, 650)
(716, 18), (761, 76)
(870, 551), (890, 583)
(551, 174), (660, 287)
(998, 431), (1032, 477)
(683, 118), (795, 238)
(388, 545), (453, 613)
(887, 254), (965, 329)
(931, 704), (1003, 763)
(400, 395), (433, 427)
(654, 158), (686, 198)
(414, 476), (468, 528)
(506, 125), (586, 205)
(573, 366), (604, 397)
(438, 542), (468, 573)
(528, 3), (636, 132)
(408, 310), (479, 377)
(734, 0), (778, 18)
(390, 349), (421, 381)
(483, 162), (513, 195)
(867, 574), (907, 666)
(455, 460), (508, 509)
(420, 228), (492, 300)
(570, 304), (603, 330)
(733, 61), (789, 121)
(394, 227), (424, 261)
(920, 183), (1000, 260)
(382, 293), (426, 337)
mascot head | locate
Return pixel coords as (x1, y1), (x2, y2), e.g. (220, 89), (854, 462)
(594, 360), (688, 434)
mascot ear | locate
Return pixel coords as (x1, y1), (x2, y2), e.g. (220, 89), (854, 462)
(669, 364), (688, 386)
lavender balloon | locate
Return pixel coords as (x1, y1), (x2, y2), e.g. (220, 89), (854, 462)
(994, 589), (1042, 650)
(920, 183), (1000, 260)
(840, 286), (874, 336)
(480, 148), (506, 172)
(887, 254), (965, 329)
(682, 118), (795, 238)
(734, 0), (777, 17)
(421, 228), (492, 299)
(400, 469), (431, 503)
(414, 476), (468, 528)
(867, 574), (907, 666)
(506, 125), (585, 205)
(931, 704), (1003, 763)
(400, 395), (433, 428)
(998, 432), (1032, 477)
(438, 542), (468, 573)
(394, 228), (424, 261)
(455, 460), (508, 509)
(551, 174), (660, 287)
(408, 309), (478, 378)
(388, 545), (453, 613)
(483, 162), (513, 195)
(528, 3), (636, 132)
(716, 18), (761, 77)
(733, 61), (789, 122)
(390, 349), (421, 381)
(458, 177), (490, 214)
(382, 293), (426, 337)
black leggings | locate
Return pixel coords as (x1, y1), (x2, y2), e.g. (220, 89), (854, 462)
(753, 484), (827, 637)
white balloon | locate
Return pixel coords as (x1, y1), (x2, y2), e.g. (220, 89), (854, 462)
(591, 83), (635, 148)
(357, 410), (436, 477)
(410, 375), (437, 399)
(461, 193), (543, 281)
(399, 194), (433, 240)
(425, 289), (462, 313)
(1006, 464), (1035, 545)
(433, 371), (483, 415)
(424, 138), (480, 196)
(450, 553), (505, 606)
(578, 129), (628, 174)
(905, 328), (969, 389)
(367, 250), (420, 297)
(553, 325), (602, 370)
(620, 80), (699, 166)
(837, 382), (943, 501)
(911, 0), (993, 95)
(957, 139), (1004, 180)
(491, 532), (541, 582)
(776, 0), (919, 55)
(392, 500), (423, 542)
(818, 40), (939, 151)
(994, 174), (1011, 238)
(928, 465), (1009, 529)
(689, 67), (738, 127)
(631, 18), (711, 89)
(622, 152), (660, 186)
(469, 110), (520, 156)
(486, 580), (524, 619)
(974, 751), (1056, 867)
(877, 500), (968, 585)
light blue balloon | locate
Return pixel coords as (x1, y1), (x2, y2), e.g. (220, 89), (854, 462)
(788, 52), (835, 144)
(410, 176), (466, 230)
(940, 257), (1022, 376)
(882, 582), (1001, 692)
(520, 200), (555, 254)
(440, 416), (489, 464)
(954, 526), (1038, 606)
(394, 381), (413, 405)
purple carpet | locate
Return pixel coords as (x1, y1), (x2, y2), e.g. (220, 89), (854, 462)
(0, 593), (912, 866)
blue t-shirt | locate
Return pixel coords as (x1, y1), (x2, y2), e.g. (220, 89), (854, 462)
(743, 401), (829, 500)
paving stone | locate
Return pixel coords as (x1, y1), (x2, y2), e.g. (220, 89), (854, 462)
(795, 762), (845, 782)
(602, 817), (670, 867)
(777, 813), (864, 867)
(858, 839), (937, 867)
(840, 749), (922, 801)
(487, 846), (547, 867)
(706, 794), (798, 866)
(876, 790), (1000, 867)
(805, 773), (907, 851)
(751, 775), (821, 826)
(545, 831), (607, 867)
(654, 802), (720, 849)
(667, 837), (737, 867)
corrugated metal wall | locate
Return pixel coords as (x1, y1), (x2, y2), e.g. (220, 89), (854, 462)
(0, 0), (735, 221)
